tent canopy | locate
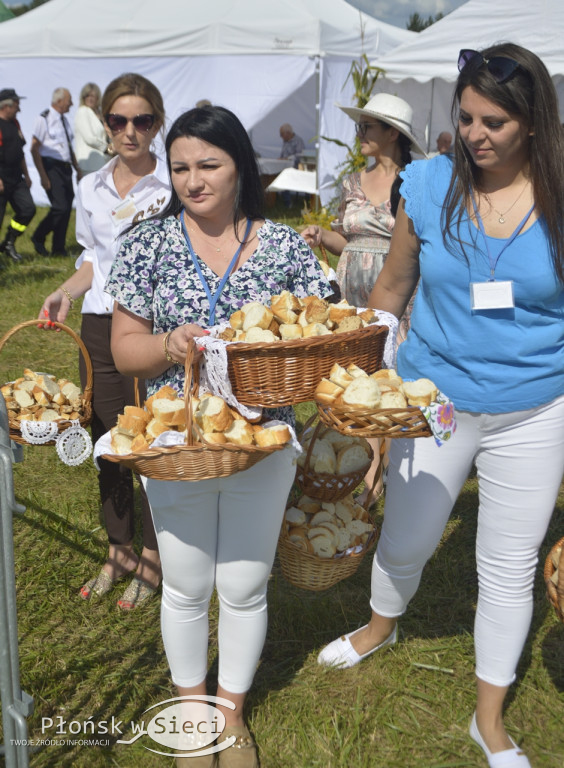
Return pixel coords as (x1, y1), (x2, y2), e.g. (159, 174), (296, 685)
(370, 0), (564, 151)
(0, 0), (412, 205)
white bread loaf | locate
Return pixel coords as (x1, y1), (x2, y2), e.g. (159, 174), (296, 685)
(308, 438), (337, 474)
(223, 419), (255, 445)
(329, 363), (354, 390)
(270, 290), (301, 324)
(244, 327), (277, 343)
(341, 376), (381, 409)
(145, 417), (170, 441)
(202, 431), (228, 444)
(346, 364), (368, 379)
(130, 433), (150, 452)
(336, 444), (371, 474)
(303, 297), (330, 325)
(285, 506), (307, 527)
(152, 398), (187, 428)
(296, 495), (321, 515)
(145, 385), (179, 416)
(117, 405), (150, 437)
(279, 323), (303, 340)
(253, 424), (291, 447)
(110, 427), (134, 455)
(401, 378), (438, 407)
(379, 391), (408, 409)
(302, 322), (332, 338)
(13, 389), (34, 409)
(241, 303), (273, 331)
(315, 378), (344, 405)
(229, 309), (244, 330)
(328, 300), (356, 324)
(195, 395), (233, 433)
(335, 315), (363, 334)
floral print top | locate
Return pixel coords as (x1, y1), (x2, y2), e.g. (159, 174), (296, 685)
(105, 216), (333, 419)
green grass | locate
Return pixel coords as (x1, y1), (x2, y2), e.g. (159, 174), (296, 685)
(0, 206), (562, 768)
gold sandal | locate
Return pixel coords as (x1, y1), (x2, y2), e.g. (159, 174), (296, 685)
(217, 725), (259, 768)
(117, 576), (158, 611)
(79, 570), (114, 600)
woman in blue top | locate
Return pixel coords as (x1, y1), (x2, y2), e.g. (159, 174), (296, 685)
(318, 43), (564, 768)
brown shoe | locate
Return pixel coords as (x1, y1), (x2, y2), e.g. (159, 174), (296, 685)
(217, 725), (259, 768)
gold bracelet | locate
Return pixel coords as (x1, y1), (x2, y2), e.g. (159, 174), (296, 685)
(59, 286), (74, 308)
(163, 330), (175, 363)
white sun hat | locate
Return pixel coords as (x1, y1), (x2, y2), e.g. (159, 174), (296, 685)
(337, 92), (427, 157)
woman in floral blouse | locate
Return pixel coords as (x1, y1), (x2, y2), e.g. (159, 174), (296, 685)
(106, 105), (331, 768)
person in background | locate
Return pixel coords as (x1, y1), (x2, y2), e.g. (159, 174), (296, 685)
(39, 73), (170, 610)
(74, 82), (110, 174)
(317, 43), (564, 768)
(30, 86), (82, 257)
(300, 93), (426, 506)
(436, 130), (453, 154)
(106, 104), (332, 767)
(0, 87), (35, 265)
(195, 99), (212, 108)
(279, 122), (304, 168)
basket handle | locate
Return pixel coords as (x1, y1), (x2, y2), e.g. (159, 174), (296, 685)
(298, 412), (325, 473)
(133, 337), (200, 447)
(0, 319), (93, 406)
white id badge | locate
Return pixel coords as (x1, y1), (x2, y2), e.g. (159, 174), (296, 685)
(470, 281), (514, 310)
(110, 197), (138, 226)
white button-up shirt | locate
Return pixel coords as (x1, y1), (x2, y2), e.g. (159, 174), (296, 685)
(75, 153), (171, 315)
(32, 106), (73, 162)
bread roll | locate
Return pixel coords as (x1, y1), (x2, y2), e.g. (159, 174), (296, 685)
(145, 385), (179, 416)
(357, 309), (376, 324)
(195, 395), (233, 433)
(346, 363), (368, 379)
(254, 424), (291, 447)
(244, 327), (277, 344)
(279, 323), (303, 340)
(315, 378), (344, 405)
(380, 391), (408, 409)
(328, 300), (356, 324)
(37, 408), (62, 421)
(32, 386), (51, 406)
(202, 431), (227, 444)
(223, 419), (255, 445)
(402, 378), (438, 407)
(329, 363), (354, 389)
(242, 303), (273, 331)
(341, 376), (381, 409)
(302, 322), (332, 338)
(110, 427), (134, 455)
(116, 405), (150, 437)
(310, 510), (335, 526)
(13, 389), (34, 409)
(336, 444), (370, 474)
(296, 495), (321, 515)
(285, 506), (307, 527)
(229, 309), (244, 330)
(152, 398), (187, 428)
(335, 315), (363, 334)
(270, 290), (301, 324)
(146, 417), (170, 440)
(130, 433), (150, 452)
(309, 534), (337, 558)
(308, 438), (337, 474)
(304, 297), (330, 324)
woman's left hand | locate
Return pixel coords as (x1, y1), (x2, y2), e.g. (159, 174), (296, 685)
(166, 324), (209, 364)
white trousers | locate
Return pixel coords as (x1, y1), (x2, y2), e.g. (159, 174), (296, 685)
(143, 449), (296, 694)
(371, 395), (564, 687)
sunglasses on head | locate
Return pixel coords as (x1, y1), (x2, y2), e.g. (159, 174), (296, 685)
(458, 49), (521, 84)
(104, 113), (156, 133)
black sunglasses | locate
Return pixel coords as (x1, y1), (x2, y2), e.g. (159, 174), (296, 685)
(104, 113), (156, 133)
(458, 49), (521, 84)
(355, 121), (379, 138)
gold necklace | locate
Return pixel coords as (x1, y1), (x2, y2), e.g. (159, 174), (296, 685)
(483, 183), (529, 224)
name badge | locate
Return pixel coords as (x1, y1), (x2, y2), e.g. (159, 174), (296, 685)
(470, 281), (514, 310)
(110, 197), (138, 226)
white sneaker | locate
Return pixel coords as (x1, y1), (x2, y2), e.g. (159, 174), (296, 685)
(469, 713), (532, 768)
(317, 625), (397, 669)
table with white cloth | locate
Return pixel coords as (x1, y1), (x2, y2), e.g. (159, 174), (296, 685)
(257, 157), (292, 207)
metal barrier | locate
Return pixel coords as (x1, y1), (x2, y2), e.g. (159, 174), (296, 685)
(0, 392), (33, 767)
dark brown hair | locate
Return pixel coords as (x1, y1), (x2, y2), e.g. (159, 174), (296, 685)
(101, 73), (165, 130)
(443, 42), (564, 282)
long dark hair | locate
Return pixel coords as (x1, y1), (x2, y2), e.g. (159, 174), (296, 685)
(160, 105), (264, 234)
(389, 131), (413, 217)
(443, 42), (564, 282)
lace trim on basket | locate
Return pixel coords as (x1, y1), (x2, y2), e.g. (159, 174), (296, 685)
(19, 419), (92, 465)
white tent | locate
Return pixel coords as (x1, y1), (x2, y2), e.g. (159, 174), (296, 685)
(0, 0), (413, 205)
(370, 0), (564, 153)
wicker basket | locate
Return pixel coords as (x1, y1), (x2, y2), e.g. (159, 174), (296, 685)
(544, 536), (564, 622)
(316, 399), (432, 439)
(226, 322), (389, 408)
(101, 341), (285, 481)
(277, 503), (378, 592)
(295, 414), (373, 502)
(0, 320), (93, 445)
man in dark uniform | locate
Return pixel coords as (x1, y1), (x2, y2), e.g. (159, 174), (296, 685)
(30, 87), (82, 257)
(0, 87), (36, 264)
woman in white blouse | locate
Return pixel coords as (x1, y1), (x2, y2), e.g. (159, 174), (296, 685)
(40, 73), (171, 610)
(74, 82), (110, 174)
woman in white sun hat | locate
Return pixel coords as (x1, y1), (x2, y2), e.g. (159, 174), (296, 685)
(301, 92), (426, 505)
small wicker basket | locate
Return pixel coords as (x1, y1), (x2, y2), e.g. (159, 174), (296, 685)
(295, 414), (373, 502)
(0, 320), (93, 445)
(543, 536), (564, 623)
(101, 341), (285, 481)
(277, 503), (378, 592)
(226, 322), (389, 408)
(315, 399), (432, 439)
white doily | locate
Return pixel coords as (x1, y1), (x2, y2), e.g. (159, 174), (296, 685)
(20, 420), (59, 444)
(55, 420), (93, 466)
(197, 334), (263, 420)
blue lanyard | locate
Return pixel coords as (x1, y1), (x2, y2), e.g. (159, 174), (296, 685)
(181, 211), (252, 325)
(471, 194), (534, 280)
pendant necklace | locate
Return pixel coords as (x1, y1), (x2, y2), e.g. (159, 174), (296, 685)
(483, 182), (529, 224)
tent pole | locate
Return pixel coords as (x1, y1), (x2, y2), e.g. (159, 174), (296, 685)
(314, 55), (320, 211)
(428, 78), (435, 154)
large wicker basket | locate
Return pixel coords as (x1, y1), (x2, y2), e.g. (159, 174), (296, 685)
(544, 536), (564, 622)
(101, 341), (285, 481)
(295, 414), (374, 502)
(0, 320), (93, 445)
(277, 503), (378, 592)
(226, 322), (389, 408)
(316, 399), (432, 439)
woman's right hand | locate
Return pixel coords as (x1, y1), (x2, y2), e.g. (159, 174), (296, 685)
(165, 324), (209, 364)
(300, 225), (324, 248)
(38, 288), (72, 328)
